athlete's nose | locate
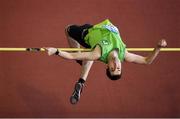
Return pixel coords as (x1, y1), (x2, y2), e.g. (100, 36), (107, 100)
(115, 62), (120, 71)
(115, 61), (119, 69)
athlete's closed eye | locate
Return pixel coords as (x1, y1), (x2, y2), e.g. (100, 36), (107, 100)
(110, 68), (114, 71)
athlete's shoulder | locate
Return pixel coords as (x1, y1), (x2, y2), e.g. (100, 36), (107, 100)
(92, 45), (102, 58)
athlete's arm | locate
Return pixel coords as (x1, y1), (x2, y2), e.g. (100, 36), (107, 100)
(44, 45), (101, 61)
(124, 39), (167, 64)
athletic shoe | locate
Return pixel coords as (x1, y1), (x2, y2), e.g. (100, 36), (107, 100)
(70, 82), (84, 104)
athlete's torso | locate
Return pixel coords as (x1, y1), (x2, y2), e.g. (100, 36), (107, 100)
(84, 19), (126, 63)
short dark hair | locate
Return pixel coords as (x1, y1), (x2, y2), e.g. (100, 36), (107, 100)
(106, 68), (122, 80)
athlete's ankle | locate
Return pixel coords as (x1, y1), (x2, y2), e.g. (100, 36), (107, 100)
(78, 78), (85, 84)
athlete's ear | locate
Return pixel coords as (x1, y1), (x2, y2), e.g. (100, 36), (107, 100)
(106, 64), (109, 68)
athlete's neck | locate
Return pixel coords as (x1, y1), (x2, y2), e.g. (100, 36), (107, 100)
(108, 50), (119, 61)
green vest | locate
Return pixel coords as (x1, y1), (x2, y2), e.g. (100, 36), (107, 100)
(84, 19), (126, 63)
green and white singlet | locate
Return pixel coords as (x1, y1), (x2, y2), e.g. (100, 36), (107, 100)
(84, 19), (126, 63)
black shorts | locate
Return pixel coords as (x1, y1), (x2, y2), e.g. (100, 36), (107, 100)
(66, 24), (93, 48)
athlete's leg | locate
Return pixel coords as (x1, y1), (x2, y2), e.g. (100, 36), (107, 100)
(80, 60), (94, 81)
(65, 25), (83, 65)
(65, 25), (80, 49)
(65, 25), (94, 104)
(65, 24), (94, 81)
(70, 60), (94, 104)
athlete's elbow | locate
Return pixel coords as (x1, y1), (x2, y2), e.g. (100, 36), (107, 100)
(145, 58), (152, 65)
(91, 53), (101, 60)
(145, 61), (152, 65)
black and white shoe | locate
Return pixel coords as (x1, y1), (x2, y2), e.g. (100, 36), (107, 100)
(70, 82), (84, 104)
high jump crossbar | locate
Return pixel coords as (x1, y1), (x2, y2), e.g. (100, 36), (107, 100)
(0, 48), (180, 52)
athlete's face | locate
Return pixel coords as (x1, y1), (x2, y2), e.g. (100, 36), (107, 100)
(108, 57), (122, 76)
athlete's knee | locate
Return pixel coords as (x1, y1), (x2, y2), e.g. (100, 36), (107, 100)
(65, 25), (70, 36)
(65, 24), (74, 36)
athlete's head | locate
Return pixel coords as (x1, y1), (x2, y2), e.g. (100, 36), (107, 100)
(106, 52), (122, 80)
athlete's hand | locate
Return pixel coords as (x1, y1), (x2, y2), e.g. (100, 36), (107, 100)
(158, 39), (167, 48)
(44, 47), (58, 56)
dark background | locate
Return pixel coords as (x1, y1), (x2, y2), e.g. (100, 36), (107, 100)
(0, 0), (180, 117)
